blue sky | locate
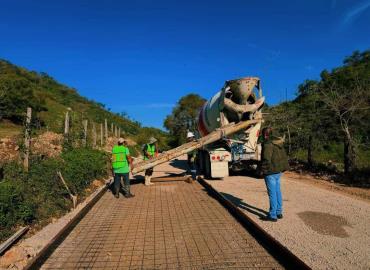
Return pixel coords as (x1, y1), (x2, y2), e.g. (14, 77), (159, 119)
(1, 0), (369, 129)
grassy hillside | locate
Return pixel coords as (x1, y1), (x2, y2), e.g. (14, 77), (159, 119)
(0, 60), (170, 241)
(0, 59), (169, 151)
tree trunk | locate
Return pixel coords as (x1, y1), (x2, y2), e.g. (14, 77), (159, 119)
(342, 123), (356, 175)
(307, 134), (313, 167)
(344, 136), (356, 175)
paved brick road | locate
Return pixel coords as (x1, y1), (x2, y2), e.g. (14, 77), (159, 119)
(41, 181), (282, 269)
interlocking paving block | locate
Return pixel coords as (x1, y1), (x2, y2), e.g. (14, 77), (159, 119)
(41, 181), (283, 269)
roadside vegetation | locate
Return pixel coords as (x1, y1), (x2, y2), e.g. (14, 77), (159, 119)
(264, 50), (370, 184)
(0, 59), (170, 242)
(164, 50), (370, 185)
(164, 94), (205, 147)
(0, 147), (108, 241)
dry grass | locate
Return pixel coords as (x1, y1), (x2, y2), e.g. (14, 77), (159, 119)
(0, 121), (21, 138)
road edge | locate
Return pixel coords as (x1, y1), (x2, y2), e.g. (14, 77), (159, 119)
(23, 180), (110, 270)
(198, 177), (311, 270)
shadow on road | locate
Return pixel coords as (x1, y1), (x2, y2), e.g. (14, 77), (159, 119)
(169, 158), (189, 171)
(220, 192), (268, 218)
(229, 169), (264, 179)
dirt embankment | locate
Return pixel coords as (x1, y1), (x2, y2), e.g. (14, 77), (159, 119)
(103, 136), (136, 153)
(0, 132), (139, 165)
(0, 137), (18, 163)
(0, 132), (63, 164)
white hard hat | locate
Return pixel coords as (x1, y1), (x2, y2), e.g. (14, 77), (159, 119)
(118, 138), (125, 144)
(187, 131), (195, 139)
(148, 137), (157, 144)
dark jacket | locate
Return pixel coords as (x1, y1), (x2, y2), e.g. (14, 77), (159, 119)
(261, 136), (289, 176)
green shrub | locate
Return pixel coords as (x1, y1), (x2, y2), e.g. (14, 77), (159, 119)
(61, 148), (108, 194)
(0, 180), (35, 240)
(0, 147), (108, 241)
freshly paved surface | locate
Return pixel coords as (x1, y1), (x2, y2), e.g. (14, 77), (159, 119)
(41, 181), (283, 269)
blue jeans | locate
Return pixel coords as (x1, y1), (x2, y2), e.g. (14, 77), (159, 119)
(114, 173), (130, 195)
(264, 173), (282, 219)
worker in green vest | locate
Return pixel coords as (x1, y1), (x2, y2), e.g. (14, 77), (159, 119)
(112, 138), (134, 198)
(143, 137), (158, 186)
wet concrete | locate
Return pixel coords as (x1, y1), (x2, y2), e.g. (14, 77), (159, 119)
(298, 211), (351, 238)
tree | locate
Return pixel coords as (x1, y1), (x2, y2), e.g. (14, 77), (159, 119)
(319, 78), (369, 174)
(264, 50), (369, 176)
(164, 94), (205, 147)
(318, 50), (370, 175)
(0, 77), (46, 122)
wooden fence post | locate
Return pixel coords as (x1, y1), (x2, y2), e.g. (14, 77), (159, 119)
(82, 120), (88, 147)
(64, 108), (71, 136)
(100, 123), (103, 146)
(92, 123), (97, 148)
(118, 127), (121, 138)
(104, 119), (108, 142)
(111, 123), (113, 135)
(24, 107), (32, 172)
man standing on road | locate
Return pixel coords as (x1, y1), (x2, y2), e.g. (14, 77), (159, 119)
(260, 127), (289, 222)
(186, 131), (197, 180)
(112, 138), (135, 198)
(143, 137), (158, 186)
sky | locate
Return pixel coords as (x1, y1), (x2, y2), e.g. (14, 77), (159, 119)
(1, 0), (369, 129)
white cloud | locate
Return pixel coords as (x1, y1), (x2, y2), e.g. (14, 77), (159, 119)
(342, 0), (370, 26)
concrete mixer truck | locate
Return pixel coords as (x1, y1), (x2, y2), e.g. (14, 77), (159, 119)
(196, 77), (265, 178)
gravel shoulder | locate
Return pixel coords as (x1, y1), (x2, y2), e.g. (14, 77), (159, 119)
(206, 172), (370, 270)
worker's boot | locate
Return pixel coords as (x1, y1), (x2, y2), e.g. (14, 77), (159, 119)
(145, 175), (153, 186)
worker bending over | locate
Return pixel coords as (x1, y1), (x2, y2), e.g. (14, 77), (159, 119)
(143, 137), (158, 186)
(186, 131), (197, 180)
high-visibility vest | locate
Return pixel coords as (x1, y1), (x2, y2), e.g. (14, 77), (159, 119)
(112, 145), (128, 169)
(144, 144), (156, 160)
